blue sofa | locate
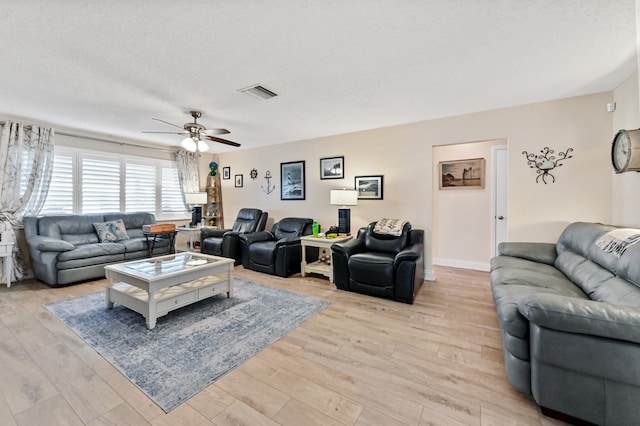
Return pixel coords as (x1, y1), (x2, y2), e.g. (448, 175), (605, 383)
(24, 212), (170, 286)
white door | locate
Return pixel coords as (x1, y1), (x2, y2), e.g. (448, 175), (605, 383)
(492, 146), (508, 256)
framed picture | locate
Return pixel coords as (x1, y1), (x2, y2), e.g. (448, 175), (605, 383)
(355, 175), (383, 200)
(439, 158), (485, 189)
(222, 167), (230, 180)
(234, 174), (243, 188)
(320, 156), (344, 179)
(281, 160), (306, 200)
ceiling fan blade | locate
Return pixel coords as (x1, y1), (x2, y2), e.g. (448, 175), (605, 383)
(202, 128), (230, 136)
(151, 118), (184, 129)
(204, 135), (241, 147)
(141, 131), (186, 135)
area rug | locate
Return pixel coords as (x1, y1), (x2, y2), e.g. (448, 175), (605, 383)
(45, 279), (330, 412)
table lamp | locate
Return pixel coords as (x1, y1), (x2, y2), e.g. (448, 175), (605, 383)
(330, 189), (358, 235)
(185, 192), (208, 227)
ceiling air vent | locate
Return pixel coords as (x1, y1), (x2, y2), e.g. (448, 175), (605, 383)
(238, 84), (278, 100)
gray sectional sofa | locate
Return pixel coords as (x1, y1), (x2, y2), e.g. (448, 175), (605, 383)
(491, 222), (640, 425)
(24, 212), (170, 286)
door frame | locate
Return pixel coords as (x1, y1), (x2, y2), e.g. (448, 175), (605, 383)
(491, 145), (508, 258)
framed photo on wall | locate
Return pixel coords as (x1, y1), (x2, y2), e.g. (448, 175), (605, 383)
(355, 175), (383, 200)
(235, 174), (243, 188)
(439, 158), (485, 189)
(223, 167), (230, 180)
(320, 156), (344, 179)
(281, 160), (306, 200)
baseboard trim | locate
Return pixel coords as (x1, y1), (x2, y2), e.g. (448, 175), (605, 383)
(424, 269), (436, 281)
(433, 258), (490, 272)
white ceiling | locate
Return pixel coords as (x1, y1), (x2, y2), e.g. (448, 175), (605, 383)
(0, 1), (637, 152)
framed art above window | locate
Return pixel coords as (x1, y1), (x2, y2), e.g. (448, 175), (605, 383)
(320, 156), (344, 179)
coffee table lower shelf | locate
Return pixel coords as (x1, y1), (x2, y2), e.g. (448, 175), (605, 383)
(106, 275), (232, 329)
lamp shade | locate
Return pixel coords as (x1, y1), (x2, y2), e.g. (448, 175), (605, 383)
(185, 192), (207, 205)
(197, 139), (209, 152)
(330, 189), (358, 206)
(181, 137), (197, 152)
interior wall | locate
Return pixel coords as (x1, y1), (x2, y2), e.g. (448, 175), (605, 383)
(432, 139), (505, 271)
(612, 71), (640, 226)
(219, 91), (615, 277)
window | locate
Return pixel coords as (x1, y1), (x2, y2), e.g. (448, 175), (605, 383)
(161, 167), (186, 213)
(41, 147), (188, 219)
(40, 154), (74, 215)
(82, 156), (120, 214)
(126, 162), (156, 213)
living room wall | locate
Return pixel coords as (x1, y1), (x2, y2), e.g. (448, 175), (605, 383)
(612, 71), (640, 226)
(217, 91), (615, 278)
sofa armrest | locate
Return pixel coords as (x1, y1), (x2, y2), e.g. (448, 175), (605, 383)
(201, 228), (230, 239)
(28, 236), (75, 252)
(394, 243), (422, 267)
(240, 231), (274, 245)
(275, 237), (302, 248)
(331, 238), (364, 258)
(518, 293), (640, 345)
(498, 242), (557, 265)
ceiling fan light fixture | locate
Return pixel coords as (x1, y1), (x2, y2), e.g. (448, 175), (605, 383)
(181, 136), (197, 152)
(197, 139), (209, 152)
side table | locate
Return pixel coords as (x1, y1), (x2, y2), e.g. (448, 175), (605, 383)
(143, 231), (177, 257)
(300, 235), (352, 283)
(0, 242), (13, 288)
(176, 226), (202, 252)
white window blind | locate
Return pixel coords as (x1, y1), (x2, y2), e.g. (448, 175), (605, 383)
(40, 154), (74, 214)
(161, 167), (186, 213)
(125, 163), (156, 213)
(82, 157), (120, 213)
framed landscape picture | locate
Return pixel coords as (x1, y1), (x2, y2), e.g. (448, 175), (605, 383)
(439, 158), (485, 190)
(222, 167), (230, 180)
(281, 160), (305, 200)
(320, 156), (344, 179)
(355, 175), (383, 200)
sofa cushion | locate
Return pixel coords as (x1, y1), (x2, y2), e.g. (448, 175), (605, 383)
(93, 219), (130, 242)
(349, 252), (395, 287)
(57, 242), (125, 262)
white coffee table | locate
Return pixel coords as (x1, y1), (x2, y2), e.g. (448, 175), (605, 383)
(105, 252), (234, 329)
(300, 235), (352, 283)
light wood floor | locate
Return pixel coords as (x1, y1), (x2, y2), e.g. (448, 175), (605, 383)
(0, 266), (567, 426)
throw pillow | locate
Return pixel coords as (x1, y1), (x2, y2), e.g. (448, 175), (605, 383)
(93, 219), (130, 243)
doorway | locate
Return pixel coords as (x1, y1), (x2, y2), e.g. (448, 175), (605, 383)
(491, 145), (508, 257)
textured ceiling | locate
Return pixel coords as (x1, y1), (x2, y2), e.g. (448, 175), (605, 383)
(0, 1), (637, 152)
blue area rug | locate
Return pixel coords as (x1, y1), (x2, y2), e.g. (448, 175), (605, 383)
(45, 279), (330, 412)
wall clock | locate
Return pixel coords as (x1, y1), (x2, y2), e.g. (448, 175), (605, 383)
(611, 129), (640, 173)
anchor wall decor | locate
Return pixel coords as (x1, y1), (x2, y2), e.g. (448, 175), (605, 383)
(262, 170), (276, 194)
(522, 147), (574, 184)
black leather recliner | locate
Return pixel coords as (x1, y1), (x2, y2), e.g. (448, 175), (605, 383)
(331, 221), (425, 304)
(240, 217), (313, 277)
(200, 208), (268, 264)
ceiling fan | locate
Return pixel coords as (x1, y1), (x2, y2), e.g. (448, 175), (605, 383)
(142, 110), (241, 152)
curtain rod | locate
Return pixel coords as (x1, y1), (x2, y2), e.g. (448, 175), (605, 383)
(2, 121), (179, 154)
(56, 131), (177, 153)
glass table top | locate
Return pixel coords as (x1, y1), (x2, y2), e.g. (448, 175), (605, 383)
(124, 253), (218, 276)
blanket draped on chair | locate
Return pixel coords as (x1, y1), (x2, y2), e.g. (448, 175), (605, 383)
(373, 218), (407, 236)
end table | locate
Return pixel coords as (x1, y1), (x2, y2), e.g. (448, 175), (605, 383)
(300, 235), (352, 283)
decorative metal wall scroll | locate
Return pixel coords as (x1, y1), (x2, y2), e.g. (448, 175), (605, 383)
(522, 147), (574, 184)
